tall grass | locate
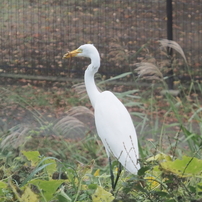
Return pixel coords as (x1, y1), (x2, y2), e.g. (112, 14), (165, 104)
(0, 40), (202, 201)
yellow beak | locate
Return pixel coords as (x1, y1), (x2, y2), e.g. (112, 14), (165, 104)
(62, 48), (82, 59)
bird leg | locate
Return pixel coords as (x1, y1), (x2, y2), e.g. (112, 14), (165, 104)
(109, 157), (115, 190)
(113, 162), (122, 190)
(109, 157), (122, 191)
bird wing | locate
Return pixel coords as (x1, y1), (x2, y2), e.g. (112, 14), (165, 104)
(94, 91), (140, 174)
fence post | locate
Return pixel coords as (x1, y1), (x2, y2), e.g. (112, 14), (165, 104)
(166, 0), (174, 89)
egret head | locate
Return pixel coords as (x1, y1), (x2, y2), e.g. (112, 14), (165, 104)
(63, 44), (100, 71)
(63, 44), (98, 59)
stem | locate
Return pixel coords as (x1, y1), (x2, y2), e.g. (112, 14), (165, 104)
(109, 157), (115, 190)
(73, 176), (83, 202)
(59, 186), (72, 201)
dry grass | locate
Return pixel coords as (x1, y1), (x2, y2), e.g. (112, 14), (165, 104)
(73, 83), (87, 100)
(53, 106), (94, 138)
(135, 62), (163, 81)
(1, 124), (31, 149)
(67, 106), (94, 117)
(158, 39), (188, 64)
(134, 39), (189, 83)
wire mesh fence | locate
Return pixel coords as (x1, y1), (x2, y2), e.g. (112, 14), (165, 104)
(174, 1), (202, 80)
(0, 0), (201, 80)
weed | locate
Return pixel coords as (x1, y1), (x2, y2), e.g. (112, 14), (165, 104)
(1, 40), (202, 201)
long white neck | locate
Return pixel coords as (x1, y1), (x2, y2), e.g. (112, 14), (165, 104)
(84, 54), (101, 108)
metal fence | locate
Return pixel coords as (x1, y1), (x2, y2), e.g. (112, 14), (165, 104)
(0, 0), (201, 80)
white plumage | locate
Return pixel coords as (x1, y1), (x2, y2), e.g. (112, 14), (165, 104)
(63, 44), (140, 174)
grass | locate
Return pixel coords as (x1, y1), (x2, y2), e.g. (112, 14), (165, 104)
(1, 79), (202, 201)
(1, 41), (202, 201)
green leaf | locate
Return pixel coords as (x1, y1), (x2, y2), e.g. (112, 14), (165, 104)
(138, 166), (150, 176)
(21, 162), (53, 187)
(92, 186), (114, 202)
(161, 156), (202, 177)
(21, 153), (59, 186)
(155, 191), (169, 197)
(29, 179), (65, 201)
(21, 151), (41, 167)
(197, 182), (202, 192)
(43, 158), (57, 178)
(21, 186), (39, 202)
(115, 89), (139, 97)
(98, 72), (132, 85)
(147, 153), (172, 162)
(88, 184), (97, 189)
(181, 126), (202, 150)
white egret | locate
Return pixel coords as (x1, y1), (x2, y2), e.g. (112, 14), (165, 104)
(63, 44), (140, 190)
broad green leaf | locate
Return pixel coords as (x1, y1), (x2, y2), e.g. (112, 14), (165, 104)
(161, 156), (202, 177)
(92, 186), (114, 202)
(21, 151), (41, 167)
(21, 154), (58, 186)
(29, 179), (65, 201)
(21, 163), (53, 187)
(21, 186), (38, 202)
(43, 158), (57, 179)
